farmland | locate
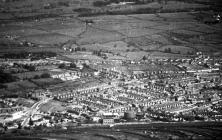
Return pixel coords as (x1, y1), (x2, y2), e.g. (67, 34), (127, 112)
(0, 0), (221, 58)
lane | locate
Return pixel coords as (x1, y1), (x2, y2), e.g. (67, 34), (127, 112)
(21, 97), (52, 127)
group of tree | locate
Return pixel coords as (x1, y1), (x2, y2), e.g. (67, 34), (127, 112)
(0, 70), (18, 84)
(57, 1), (69, 7)
(93, 50), (108, 59)
(58, 63), (78, 69)
(80, 0), (202, 17)
(58, 63), (79, 70)
(0, 84), (7, 89)
(93, 1), (110, 7)
(2, 52), (30, 59)
(73, 8), (92, 13)
(142, 55), (147, 61)
(22, 65), (36, 71)
(58, 63), (66, 69)
(187, 51), (195, 55)
(82, 63), (90, 69)
(73, 47), (86, 52)
(33, 73), (51, 79)
(93, 50), (103, 56)
(164, 48), (172, 53)
(70, 63), (77, 68)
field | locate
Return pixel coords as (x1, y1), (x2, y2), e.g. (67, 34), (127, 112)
(18, 33), (73, 45)
(77, 27), (124, 45)
(39, 100), (65, 113)
(15, 98), (36, 108)
(82, 41), (134, 52)
(0, 0), (221, 58)
(3, 80), (38, 91)
(159, 45), (196, 55)
(0, 28), (48, 37)
(31, 78), (63, 87)
(12, 70), (50, 80)
(78, 11), (222, 57)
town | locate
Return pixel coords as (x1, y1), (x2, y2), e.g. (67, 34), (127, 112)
(1, 50), (222, 131)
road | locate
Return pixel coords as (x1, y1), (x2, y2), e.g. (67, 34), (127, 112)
(21, 97), (52, 127)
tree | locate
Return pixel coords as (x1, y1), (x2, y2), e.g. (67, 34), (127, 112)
(82, 63), (89, 69)
(75, 47), (81, 51)
(33, 75), (40, 79)
(142, 56), (147, 61)
(23, 65), (36, 71)
(81, 47), (86, 51)
(164, 48), (171, 53)
(93, 1), (108, 7)
(17, 122), (22, 129)
(3, 125), (8, 131)
(58, 1), (69, 7)
(0, 71), (18, 83)
(58, 63), (66, 69)
(168, 48), (171, 53)
(70, 63), (76, 68)
(0, 84), (7, 89)
(29, 118), (34, 126)
(187, 51), (191, 55)
(40, 73), (51, 78)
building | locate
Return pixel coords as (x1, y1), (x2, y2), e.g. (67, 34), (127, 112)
(0, 107), (23, 114)
(102, 117), (114, 125)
